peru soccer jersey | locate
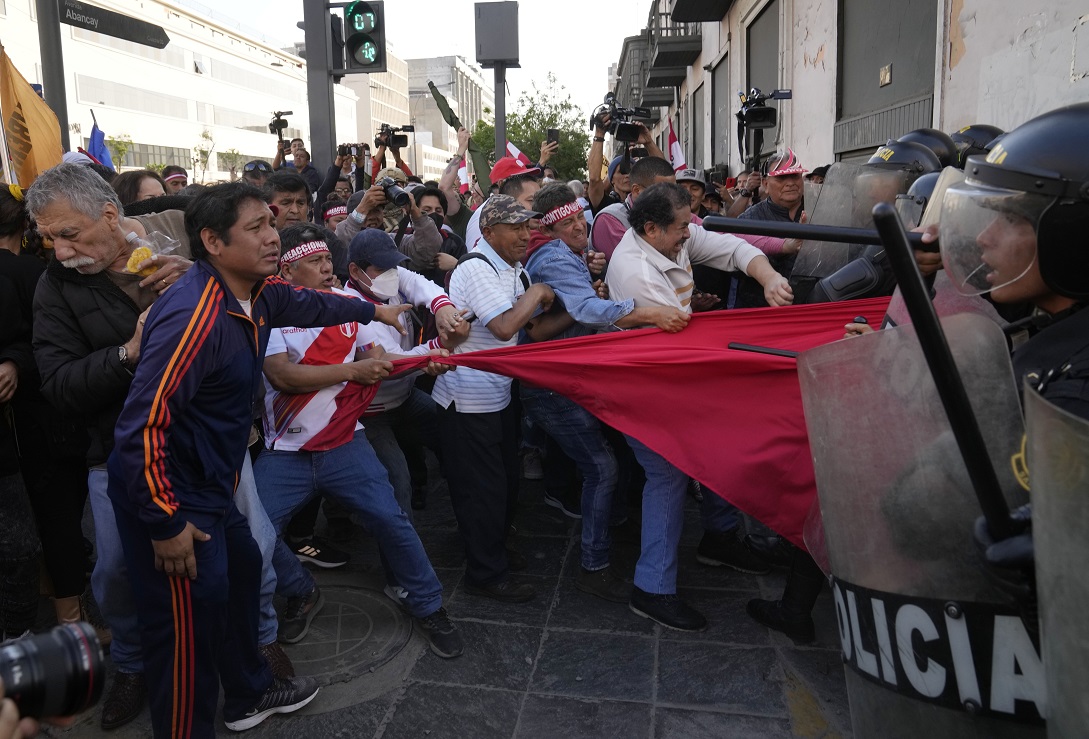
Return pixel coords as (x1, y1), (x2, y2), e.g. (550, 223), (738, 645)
(261, 289), (379, 451)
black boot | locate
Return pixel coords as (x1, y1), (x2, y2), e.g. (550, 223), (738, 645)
(746, 550), (825, 644)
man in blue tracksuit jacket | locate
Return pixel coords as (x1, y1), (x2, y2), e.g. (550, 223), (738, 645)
(106, 182), (409, 737)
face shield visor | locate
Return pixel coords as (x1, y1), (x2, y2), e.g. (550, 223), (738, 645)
(939, 180), (1049, 296)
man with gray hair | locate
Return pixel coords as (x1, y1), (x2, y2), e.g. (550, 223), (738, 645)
(29, 163), (291, 729)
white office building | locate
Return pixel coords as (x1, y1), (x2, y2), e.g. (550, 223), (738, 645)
(1, 0), (358, 181)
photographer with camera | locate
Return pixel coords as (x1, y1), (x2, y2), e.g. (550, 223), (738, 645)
(587, 94), (666, 214)
(370, 124), (414, 183)
(314, 145), (369, 209)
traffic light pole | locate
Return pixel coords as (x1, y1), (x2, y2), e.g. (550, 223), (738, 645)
(493, 63), (506, 161)
(35, 0), (71, 151)
(303, 0), (336, 174)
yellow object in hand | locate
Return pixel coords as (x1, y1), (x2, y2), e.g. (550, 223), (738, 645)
(126, 246), (156, 276)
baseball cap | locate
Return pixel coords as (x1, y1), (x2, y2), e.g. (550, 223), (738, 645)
(348, 228), (410, 269)
(489, 156), (541, 184)
(806, 164), (830, 180)
(675, 169), (706, 187)
(62, 151), (94, 166)
(375, 167), (408, 184)
(479, 194), (542, 229)
(763, 148), (808, 177)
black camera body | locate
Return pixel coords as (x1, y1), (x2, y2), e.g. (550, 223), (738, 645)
(0, 623), (104, 719)
(269, 110), (293, 137)
(589, 93), (652, 143)
(376, 176), (411, 207)
(737, 88), (791, 130)
(375, 123), (414, 149)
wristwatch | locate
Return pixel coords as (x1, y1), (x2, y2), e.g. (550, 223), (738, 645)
(739, 188), (753, 198)
(117, 345), (134, 371)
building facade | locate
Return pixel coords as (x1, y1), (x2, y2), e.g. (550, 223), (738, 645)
(407, 55), (494, 156)
(1, 0), (359, 182)
(612, 0), (1089, 180)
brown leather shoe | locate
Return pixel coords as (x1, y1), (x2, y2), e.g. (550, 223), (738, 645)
(101, 671), (146, 730)
(259, 641), (296, 679)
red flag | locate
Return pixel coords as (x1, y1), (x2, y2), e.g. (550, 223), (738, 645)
(667, 119), (686, 172)
(393, 297), (890, 549)
(505, 140), (533, 167)
(457, 157), (469, 194)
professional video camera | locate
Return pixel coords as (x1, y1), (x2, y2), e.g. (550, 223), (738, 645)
(374, 123), (414, 149)
(589, 92), (652, 143)
(269, 110), (293, 138)
(0, 623), (105, 719)
(735, 88), (791, 167)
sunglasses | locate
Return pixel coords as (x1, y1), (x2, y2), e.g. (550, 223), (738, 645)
(244, 162), (272, 173)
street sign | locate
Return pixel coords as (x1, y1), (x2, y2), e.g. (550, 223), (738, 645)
(58, 0), (170, 49)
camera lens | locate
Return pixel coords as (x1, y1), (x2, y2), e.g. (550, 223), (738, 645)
(0, 623), (105, 719)
(379, 178), (411, 207)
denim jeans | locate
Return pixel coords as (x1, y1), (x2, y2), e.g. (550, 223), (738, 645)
(91, 457), (281, 671)
(700, 486), (740, 533)
(625, 435), (689, 594)
(363, 387), (440, 523)
(254, 431), (442, 618)
(522, 387), (617, 571)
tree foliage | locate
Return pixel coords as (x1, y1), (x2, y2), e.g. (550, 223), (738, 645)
(471, 73), (590, 180)
(105, 134), (132, 168)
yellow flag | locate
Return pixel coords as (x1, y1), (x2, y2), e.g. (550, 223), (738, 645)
(1, 44), (63, 187)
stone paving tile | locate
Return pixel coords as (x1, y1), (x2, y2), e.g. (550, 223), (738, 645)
(381, 683), (522, 739)
(515, 694), (653, 739)
(445, 574), (556, 627)
(657, 642), (787, 716)
(529, 630), (656, 701)
(409, 620), (542, 691)
(675, 544), (764, 590)
(779, 647), (853, 734)
(547, 576), (654, 635)
(658, 587), (772, 646)
(655, 707), (794, 738)
(246, 694), (393, 738)
(509, 534), (571, 578)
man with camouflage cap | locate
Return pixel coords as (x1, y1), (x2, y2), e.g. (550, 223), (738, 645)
(433, 195), (559, 604)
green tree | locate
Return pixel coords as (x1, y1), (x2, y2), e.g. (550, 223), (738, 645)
(471, 73), (590, 180)
(145, 163), (167, 174)
(219, 148), (244, 181)
(105, 134), (133, 168)
(192, 129), (216, 184)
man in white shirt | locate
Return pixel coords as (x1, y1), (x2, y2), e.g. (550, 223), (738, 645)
(606, 182), (792, 632)
(433, 195), (557, 603)
(253, 231), (464, 659)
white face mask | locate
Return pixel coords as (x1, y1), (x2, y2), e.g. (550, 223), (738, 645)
(363, 268), (400, 300)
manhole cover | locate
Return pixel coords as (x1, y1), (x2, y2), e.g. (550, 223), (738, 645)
(283, 586), (414, 685)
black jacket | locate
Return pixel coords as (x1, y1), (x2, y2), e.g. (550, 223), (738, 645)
(32, 259), (142, 466)
(1013, 304), (1089, 421)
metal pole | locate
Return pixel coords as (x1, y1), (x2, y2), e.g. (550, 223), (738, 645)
(302, 0), (335, 172)
(35, 0), (71, 151)
(872, 202), (1015, 540)
(493, 62), (506, 161)
(702, 215), (928, 248)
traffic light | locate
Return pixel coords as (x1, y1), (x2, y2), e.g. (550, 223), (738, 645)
(344, 1), (386, 74)
(329, 13), (345, 82)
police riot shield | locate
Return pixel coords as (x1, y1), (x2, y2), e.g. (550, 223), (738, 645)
(789, 163), (915, 301)
(799, 312), (1045, 738)
(1025, 388), (1089, 739)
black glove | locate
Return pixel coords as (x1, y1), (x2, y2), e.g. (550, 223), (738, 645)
(974, 504), (1037, 633)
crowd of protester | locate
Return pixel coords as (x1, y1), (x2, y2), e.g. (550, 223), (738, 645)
(3, 97), (1086, 738)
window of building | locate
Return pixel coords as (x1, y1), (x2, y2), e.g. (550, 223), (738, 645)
(712, 56), (731, 168)
(76, 75), (189, 120)
(87, 139), (191, 169)
(691, 84), (705, 170)
(209, 58), (302, 103)
(70, 27), (186, 68)
(745, 0), (780, 161)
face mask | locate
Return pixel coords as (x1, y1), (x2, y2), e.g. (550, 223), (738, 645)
(363, 268), (400, 300)
(427, 212), (445, 232)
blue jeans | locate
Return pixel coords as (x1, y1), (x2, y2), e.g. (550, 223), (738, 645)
(90, 458), (280, 672)
(363, 388), (440, 522)
(701, 486), (740, 533)
(625, 435), (689, 595)
(522, 387), (617, 571)
(254, 431), (442, 618)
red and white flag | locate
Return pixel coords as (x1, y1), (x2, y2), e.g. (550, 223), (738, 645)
(667, 119), (686, 172)
(505, 140), (533, 167)
(457, 158), (470, 194)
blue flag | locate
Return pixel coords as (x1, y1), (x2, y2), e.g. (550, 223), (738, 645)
(87, 122), (114, 170)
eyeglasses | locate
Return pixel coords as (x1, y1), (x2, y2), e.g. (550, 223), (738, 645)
(244, 161), (272, 173)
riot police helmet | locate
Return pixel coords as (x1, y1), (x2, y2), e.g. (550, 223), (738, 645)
(897, 128), (959, 169)
(940, 102), (1089, 301)
(949, 124), (1004, 167)
(866, 139), (942, 176)
(894, 171), (941, 229)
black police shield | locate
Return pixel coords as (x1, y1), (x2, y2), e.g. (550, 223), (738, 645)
(1026, 387), (1089, 739)
(798, 312), (1045, 737)
(790, 163), (914, 300)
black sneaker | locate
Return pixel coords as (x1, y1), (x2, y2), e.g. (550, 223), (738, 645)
(463, 579), (536, 603)
(292, 537), (349, 569)
(575, 566), (632, 603)
(629, 587), (707, 632)
(416, 607), (464, 658)
(543, 489), (581, 519)
(278, 586), (325, 644)
(746, 598), (816, 644)
(223, 676), (320, 731)
(743, 534), (796, 569)
(696, 530), (771, 575)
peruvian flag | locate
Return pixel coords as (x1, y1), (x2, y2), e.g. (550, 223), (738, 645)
(505, 140), (534, 167)
(668, 119), (686, 172)
(457, 158), (470, 194)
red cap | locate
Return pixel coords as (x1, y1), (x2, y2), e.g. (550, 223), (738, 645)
(489, 156), (541, 183)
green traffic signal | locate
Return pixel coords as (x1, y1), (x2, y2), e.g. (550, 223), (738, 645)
(344, 0), (385, 72)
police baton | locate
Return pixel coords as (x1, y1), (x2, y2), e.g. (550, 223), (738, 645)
(872, 202), (1016, 540)
(702, 215), (930, 249)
